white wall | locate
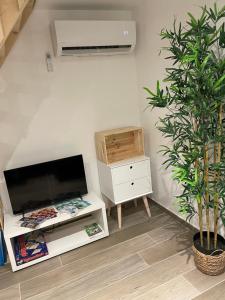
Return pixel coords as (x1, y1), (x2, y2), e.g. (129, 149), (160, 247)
(135, 0), (224, 225)
(0, 9), (141, 209)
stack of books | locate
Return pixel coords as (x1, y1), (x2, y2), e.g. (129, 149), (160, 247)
(14, 231), (48, 266)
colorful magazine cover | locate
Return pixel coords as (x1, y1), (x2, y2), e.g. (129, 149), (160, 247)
(85, 223), (103, 237)
(14, 231), (48, 266)
(55, 199), (79, 215)
(19, 208), (58, 229)
(55, 198), (91, 214)
(73, 198), (91, 209)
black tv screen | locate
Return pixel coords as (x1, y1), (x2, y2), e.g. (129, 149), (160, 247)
(4, 154), (88, 215)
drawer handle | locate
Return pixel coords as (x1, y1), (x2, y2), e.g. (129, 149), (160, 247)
(130, 166), (133, 169)
(131, 182), (134, 186)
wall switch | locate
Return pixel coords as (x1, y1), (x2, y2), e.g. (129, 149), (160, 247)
(46, 52), (53, 72)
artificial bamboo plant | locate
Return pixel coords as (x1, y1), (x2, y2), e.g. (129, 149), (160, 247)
(145, 4), (225, 250)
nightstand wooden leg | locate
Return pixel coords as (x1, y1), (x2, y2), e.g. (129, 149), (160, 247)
(134, 199), (138, 207)
(117, 204), (122, 229)
(143, 196), (151, 218)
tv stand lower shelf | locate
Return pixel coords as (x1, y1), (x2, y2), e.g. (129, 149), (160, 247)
(3, 192), (109, 272)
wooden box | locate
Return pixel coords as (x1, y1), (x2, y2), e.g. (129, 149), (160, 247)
(95, 127), (144, 164)
(17, 0), (25, 10)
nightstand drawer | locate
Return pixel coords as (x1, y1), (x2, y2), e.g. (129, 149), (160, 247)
(112, 159), (150, 185)
(113, 177), (152, 204)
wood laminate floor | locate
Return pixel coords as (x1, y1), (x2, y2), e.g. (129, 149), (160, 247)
(0, 199), (224, 300)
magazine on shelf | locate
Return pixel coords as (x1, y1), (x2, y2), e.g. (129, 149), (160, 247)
(85, 223), (103, 238)
(14, 231), (48, 266)
(73, 198), (91, 209)
(54, 200), (79, 215)
(19, 208), (58, 229)
(55, 198), (91, 215)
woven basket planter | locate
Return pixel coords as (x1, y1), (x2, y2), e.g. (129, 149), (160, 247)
(192, 232), (225, 276)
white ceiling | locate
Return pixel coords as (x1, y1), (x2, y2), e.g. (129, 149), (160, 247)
(35, 0), (142, 10)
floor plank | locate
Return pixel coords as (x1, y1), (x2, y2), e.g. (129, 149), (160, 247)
(139, 230), (193, 266)
(0, 257), (61, 291)
(0, 285), (20, 300)
(27, 254), (148, 300)
(184, 267), (225, 292)
(132, 276), (199, 300)
(148, 220), (190, 243)
(80, 250), (196, 300)
(0, 263), (11, 275)
(108, 210), (149, 234)
(192, 280), (225, 300)
(21, 234), (154, 299)
(60, 211), (173, 266)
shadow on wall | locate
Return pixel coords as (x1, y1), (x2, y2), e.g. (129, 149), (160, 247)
(0, 67), (50, 173)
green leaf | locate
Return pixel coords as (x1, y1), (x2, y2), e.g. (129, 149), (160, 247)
(214, 74), (225, 89)
(201, 54), (211, 70)
(143, 87), (156, 97)
(156, 80), (160, 94)
(187, 12), (198, 26)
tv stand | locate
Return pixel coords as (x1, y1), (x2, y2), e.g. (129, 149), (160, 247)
(3, 192), (109, 272)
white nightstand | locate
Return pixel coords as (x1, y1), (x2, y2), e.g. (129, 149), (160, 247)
(97, 155), (153, 229)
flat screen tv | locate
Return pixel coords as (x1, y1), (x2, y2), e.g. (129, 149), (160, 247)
(4, 154), (88, 215)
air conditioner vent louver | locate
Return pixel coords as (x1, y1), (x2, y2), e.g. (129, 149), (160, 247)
(61, 45), (132, 56)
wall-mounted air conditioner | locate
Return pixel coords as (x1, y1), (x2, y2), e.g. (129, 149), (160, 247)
(51, 20), (136, 56)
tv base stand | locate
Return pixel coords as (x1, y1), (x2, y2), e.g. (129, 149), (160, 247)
(3, 192), (109, 272)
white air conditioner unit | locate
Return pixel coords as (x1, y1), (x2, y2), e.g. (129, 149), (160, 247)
(51, 20), (136, 56)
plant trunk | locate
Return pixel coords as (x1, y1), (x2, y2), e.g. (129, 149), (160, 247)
(193, 117), (203, 247)
(196, 160), (203, 247)
(214, 105), (223, 249)
(204, 144), (210, 249)
(198, 201), (204, 247)
(214, 144), (219, 249)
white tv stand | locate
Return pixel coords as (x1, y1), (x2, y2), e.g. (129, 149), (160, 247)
(3, 192), (109, 272)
